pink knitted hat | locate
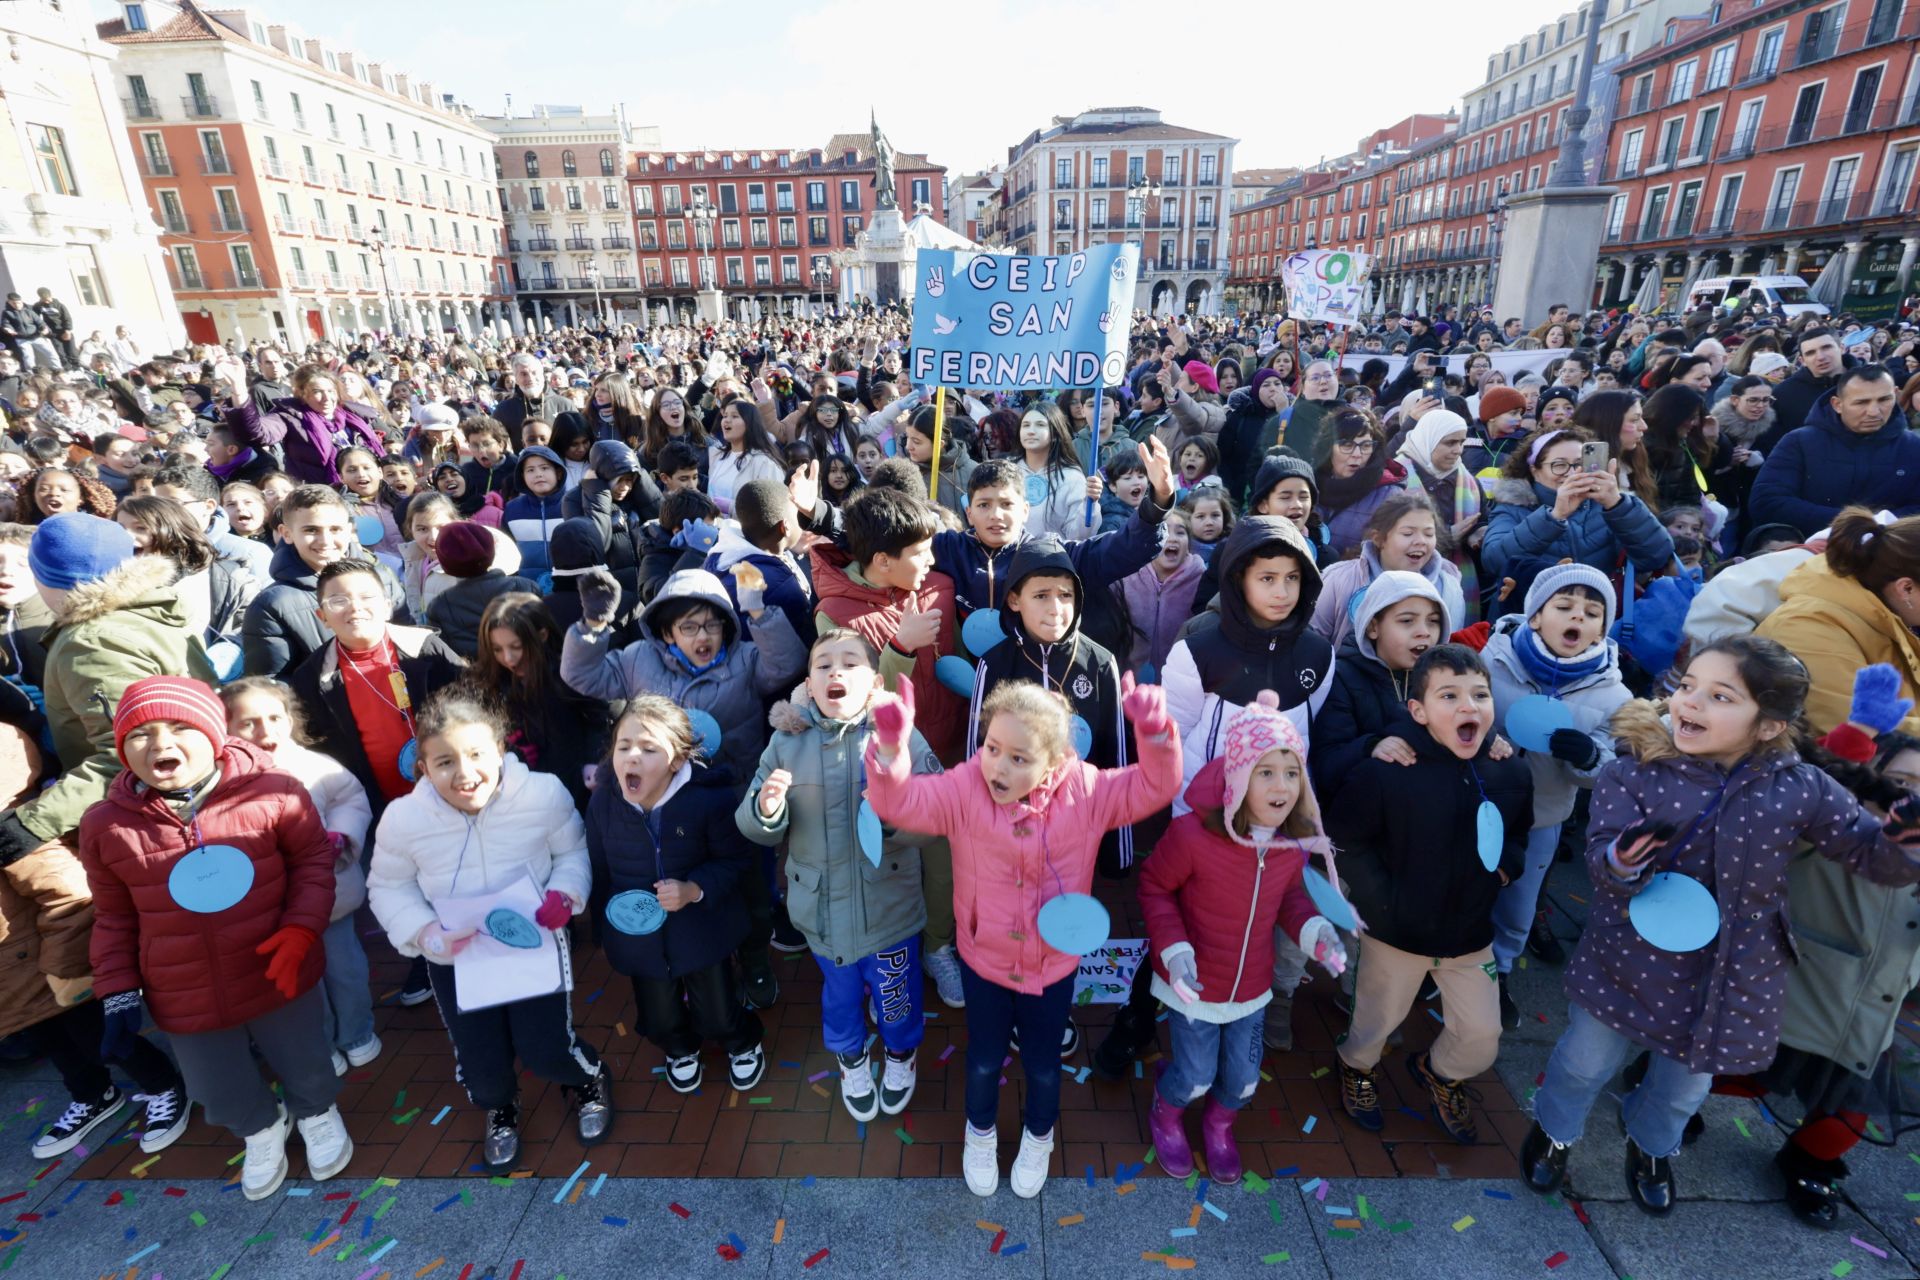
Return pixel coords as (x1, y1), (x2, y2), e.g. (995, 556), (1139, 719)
(1221, 690), (1307, 841)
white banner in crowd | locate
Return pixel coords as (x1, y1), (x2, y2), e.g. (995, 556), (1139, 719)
(1281, 250), (1373, 328)
(1336, 348), (1568, 383)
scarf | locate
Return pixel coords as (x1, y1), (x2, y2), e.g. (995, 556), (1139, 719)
(207, 447), (258, 481)
(1315, 454), (1388, 508)
(668, 641), (729, 676)
(1512, 621), (1609, 694)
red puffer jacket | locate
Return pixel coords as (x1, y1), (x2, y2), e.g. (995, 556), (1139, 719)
(1139, 758), (1320, 1005)
(78, 739), (335, 1035)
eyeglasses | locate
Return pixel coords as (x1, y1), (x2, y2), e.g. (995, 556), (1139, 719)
(672, 619), (727, 640)
(1541, 459), (1582, 477)
(1333, 438), (1375, 455)
(1740, 394), (1774, 405)
(320, 594), (386, 614)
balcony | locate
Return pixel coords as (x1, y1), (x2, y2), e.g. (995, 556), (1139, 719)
(161, 211), (191, 234)
(326, 272), (347, 290)
(365, 179), (385, 197)
(139, 154), (174, 178)
(199, 152), (233, 176)
(291, 270), (316, 289)
(428, 235), (445, 250)
(291, 111), (308, 133)
(302, 164), (325, 185)
(526, 238), (558, 252)
(215, 212), (250, 233)
(181, 94), (219, 118)
(603, 199), (623, 212)
(273, 215), (306, 234)
(220, 270), (264, 291)
(313, 220), (337, 238)
(507, 237), (523, 252)
(1795, 28), (1841, 67)
(420, 190), (438, 208)
(334, 171), (356, 192)
(124, 96), (161, 121)
(602, 234), (632, 250)
(603, 275), (637, 289)
(392, 185), (413, 203)
(168, 264), (205, 291)
(564, 236), (594, 250)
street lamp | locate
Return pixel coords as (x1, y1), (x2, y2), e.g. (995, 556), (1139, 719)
(810, 260), (831, 318)
(359, 225), (404, 336)
(1483, 182), (1510, 311)
(1125, 175), (1163, 238)
(688, 195), (716, 291)
(585, 260), (603, 330)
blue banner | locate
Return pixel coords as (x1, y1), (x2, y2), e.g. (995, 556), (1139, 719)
(908, 245), (1139, 389)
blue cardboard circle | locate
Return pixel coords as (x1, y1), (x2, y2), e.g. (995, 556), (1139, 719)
(1505, 694), (1575, 754)
(1070, 714), (1093, 758)
(167, 844), (255, 914)
(961, 609), (1004, 656)
(355, 514), (385, 547)
(398, 738), (419, 782)
(935, 654), (976, 697)
(1037, 893), (1110, 956)
(606, 889), (666, 936)
(685, 709), (723, 758)
(1024, 473), (1049, 505)
(857, 799), (884, 867)
(1302, 866), (1357, 933)
(1629, 872), (1721, 952)
(1137, 660), (1157, 686)
(484, 908), (543, 948)
(1476, 799), (1504, 872)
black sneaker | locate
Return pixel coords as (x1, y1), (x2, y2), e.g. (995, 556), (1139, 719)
(1059, 1022), (1081, 1061)
(769, 901), (808, 953)
(484, 1105), (520, 1171)
(1625, 1136), (1675, 1215)
(133, 1086), (189, 1153)
(1498, 973), (1520, 1031)
(1527, 917), (1568, 966)
(741, 953), (778, 1010)
(398, 957), (434, 1007)
(31, 1086), (129, 1158)
(1338, 1061), (1383, 1132)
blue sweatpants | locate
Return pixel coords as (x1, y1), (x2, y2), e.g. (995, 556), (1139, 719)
(815, 936), (926, 1058)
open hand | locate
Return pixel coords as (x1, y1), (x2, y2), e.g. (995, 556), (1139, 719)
(1139, 435), (1174, 504)
(758, 768), (793, 818)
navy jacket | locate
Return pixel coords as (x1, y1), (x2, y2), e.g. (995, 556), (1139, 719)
(1749, 395), (1920, 537)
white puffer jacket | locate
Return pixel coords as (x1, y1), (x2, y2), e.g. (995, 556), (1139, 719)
(273, 740), (374, 922)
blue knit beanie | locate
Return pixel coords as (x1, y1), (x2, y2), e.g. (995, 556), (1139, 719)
(28, 512), (135, 592)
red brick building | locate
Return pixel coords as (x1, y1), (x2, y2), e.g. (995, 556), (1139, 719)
(626, 137), (944, 321)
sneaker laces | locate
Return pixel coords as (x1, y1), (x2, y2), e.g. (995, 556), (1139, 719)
(1342, 1066), (1379, 1112)
(883, 1054), (915, 1089)
(839, 1054), (874, 1092)
(730, 1048), (762, 1074)
(487, 1106), (517, 1134)
(1431, 1074), (1481, 1128)
(50, 1098), (97, 1133)
(135, 1089), (180, 1129)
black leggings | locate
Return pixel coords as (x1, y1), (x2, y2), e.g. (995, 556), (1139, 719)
(23, 1001), (180, 1103)
(632, 964), (762, 1060)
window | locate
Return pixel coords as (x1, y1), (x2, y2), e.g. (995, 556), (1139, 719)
(125, 3), (148, 31)
(1820, 156), (1860, 219)
(806, 181), (826, 211)
(1668, 59), (1698, 104)
(1754, 27), (1783, 78)
(68, 246), (109, 308)
(1788, 83), (1823, 144)
(721, 219), (740, 249)
(911, 177), (930, 210)
(1692, 106), (1721, 159)
(599, 148), (615, 176)
(1767, 167), (1802, 228)
(842, 215), (862, 241)
(1731, 99), (1765, 156)
(27, 125), (76, 195)
(173, 245), (203, 289)
(633, 186), (653, 214)
(1619, 128), (1645, 177)
(1705, 42), (1736, 90)
(560, 150), (577, 177)
(1672, 181), (1703, 234)
(1798, 6), (1840, 65)
(231, 244), (259, 287)
(1712, 174), (1744, 231)
(808, 216), (828, 245)
(1655, 118), (1684, 167)
(775, 183), (794, 212)
(666, 222), (686, 250)
(840, 179), (860, 210)
(1055, 157), (1072, 186)
(725, 258), (743, 286)
(747, 184), (766, 213)
(1846, 66), (1884, 133)
(1092, 156), (1108, 187)
(524, 150), (539, 178)
(1199, 154), (1217, 183)
(638, 223), (658, 249)
(662, 185), (682, 214)
(602, 183), (619, 210)
(1641, 187), (1670, 236)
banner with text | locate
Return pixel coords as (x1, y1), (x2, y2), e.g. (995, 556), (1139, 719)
(1072, 937), (1148, 1006)
(1282, 249), (1373, 328)
(909, 245), (1138, 389)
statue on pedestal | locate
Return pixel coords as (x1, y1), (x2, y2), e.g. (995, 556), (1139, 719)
(870, 109), (897, 211)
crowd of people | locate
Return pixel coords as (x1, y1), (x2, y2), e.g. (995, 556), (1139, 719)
(3, 288), (1920, 1225)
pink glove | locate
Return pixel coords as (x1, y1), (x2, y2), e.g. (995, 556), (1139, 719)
(327, 831), (350, 864)
(416, 922), (475, 961)
(534, 890), (573, 930)
(871, 677), (917, 752)
(1120, 671), (1172, 739)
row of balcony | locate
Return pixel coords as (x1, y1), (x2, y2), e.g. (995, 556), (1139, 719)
(1617, 7), (1911, 121)
(515, 276), (641, 292)
(1605, 188), (1911, 247)
(1041, 174), (1224, 193)
(1614, 95), (1920, 185)
(168, 263), (501, 297)
(509, 236), (635, 252)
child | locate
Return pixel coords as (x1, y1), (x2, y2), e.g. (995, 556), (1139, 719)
(823, 453), (863, 508)
(740, 632), (943, 1118)
(1116, 507), (1204, 681)
(221, 480), (270, 542)
(1013, 402), (1094, 540)
(367, 692), (606, 1171)
(1311, 572), (1451, 794)
(639, 488), (719, 605)
(468, 591), (609, 814)
(424, 521), (540, 660)
(242, 484), (409, 678)
(336, 447), (403, 558)
(1482, 564), (1629, 1027)
(399, 491), (459, 618)
(588, 695), (767, 1093)
(863, 674), (1181, 1199)
(80, 676), (349, 1198)
(458, 416), (516, 503)
(222, 676), (380, 1074)
(502, 445), (568, 583)
(705, 479), (816, 649)
(431, 463), (483, 520)
(1522, 639), (1920, 1214)
(1174, 437), (1222, 500)
(378, 456), (419, 528)
(1099, 454), (1150, 535)
(1180, 489), (1232, 566)
(1139, 693), (1347, 1183)
(853, 433), (885, 483)
(1310, 491), (1466, 652)
(1328, 645), (1531, 1143)
(652, 439), (703, 498)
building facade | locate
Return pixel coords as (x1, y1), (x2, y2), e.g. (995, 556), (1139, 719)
(945, 169), (1004, 245)
(1596, 0), (1920, 317)
(627, 137), (945, 322)
(481, 106), (659, 332)
(100, 0), (508, 347)
(1003, 107), (1236, 315)
(0, 0), (183, 354)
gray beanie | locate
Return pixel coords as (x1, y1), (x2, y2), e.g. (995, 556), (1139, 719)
(1522, 562), (1617, 634)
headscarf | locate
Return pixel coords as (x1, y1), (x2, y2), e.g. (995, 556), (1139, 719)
(1395, 408), (1485, 623)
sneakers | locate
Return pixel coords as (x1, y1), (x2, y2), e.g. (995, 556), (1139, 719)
(769, 901), (809, 953)
(740, 954), (779, 1010)
(31, 1086), (129, 1158)
(1008, 1022), (1078, 1060)
(568, 1069), (613, 1145)
(838, 1052), (879, 1122)
(397, 957), (434, 1007)
(331, 1050), (348, 1077)
(1520, 1120), (1571, 1195)
(241, 1104), (291, 1200)
(1407, 1050), (1478, 1144)
(344, 1034), (382, 1069)
(1498, 973), (1520, 1031)
(1777, 1145), (1846, 1229)
(924, 944), (965, 1009)
(1092, 1005), (1158, 1081)
(133, 1086), (189, 1154)
(665, 1053), (704, 1095)
(728, 1044), (767, 1092)
(1010, 1126), (1054, 1198)
(296, 1106), (353, 1181)
(1262, 992), (1294, 1052)
(963, 1123), (999, 1197)
(879, 1051), (916, 1115)
(483, 1105), (520, 1171)
(1338, 1061), (1384, 1132)
(1527, 916), (1568, 965)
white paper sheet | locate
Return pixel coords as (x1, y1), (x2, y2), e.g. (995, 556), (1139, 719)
(434, 873), (567, 1013)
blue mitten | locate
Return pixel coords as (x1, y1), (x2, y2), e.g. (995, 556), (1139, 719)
(1850, 664), (1914, 734)
(672, 518), (720, 552)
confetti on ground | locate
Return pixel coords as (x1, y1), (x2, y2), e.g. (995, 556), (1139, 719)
(976, 1220), (1003, 1232)
(1851, 1238), (1889, 1259)
(773, 1218), (785, 1244)
(989, 1229), (1007, 1254)
(432, 1195), (461, 1214)
(1831, 1263), (1853, 1278)
(589, 1173), (607, 1197)
(190, 1211), (208, 1227)
(894, 1127), (913, 1144)
(393, 1107), (421, 1124)
(1203, 1201), (1228, 1222)
(601, 1216), (629, 1228)
(1545, 1252), (1570, 1269)
(1057, 1214), (1084, 1227)
(803, 1247), (830, 1268)
(1188, 1205), (1204, 1229)
(1485, 1189), (1513, 1200)
(1301, 1115), (1317, 1134)
(1262, 1252), (1291, 1264)
(1003, 1243), (1028, 1256)
(939, 1045), (956, 1063)
(1453, 1216), (1476, 1232)
(414, 1259), (445, 1277)
(1300, 1178), (1322, 1193)
(430, 1106), (451, 1125)
(1117, 1182), (1138, 1195)
(1170, 1227), (1197, 1238)
(669, 1202), (692, 1219)
(1733, 1117), (1752, 1139)
(553, 1161), (591, 1204)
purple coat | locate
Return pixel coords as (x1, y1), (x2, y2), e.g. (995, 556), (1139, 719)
(226, 397), (386, 485)
(1570, 748), (1920, 1074)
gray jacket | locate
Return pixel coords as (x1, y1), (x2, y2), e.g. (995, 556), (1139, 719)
(1482, 615), (1632, 829)
(1781, 852), (1920, 1077)
(736, 697), (941, 965)
(559, 568), (804, 784)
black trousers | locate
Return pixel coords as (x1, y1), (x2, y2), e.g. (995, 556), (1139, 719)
(427, 959), (599, 1111)
(23, 1001), (180, 1103)
(632, 963), (762, 1060)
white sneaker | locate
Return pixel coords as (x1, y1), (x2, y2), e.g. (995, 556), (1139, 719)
(344, 1034), (382, 1068)
(241, 1105), (290, 1200)
(728, 1044), (766, 1092)
(331, 1050), (348, 1077)
(1010, 1126), (1053, 1199)
(839, 1053), (879, 1122)
(879, 1052), (916, 1115)
(925, 945), (965, 1009)
(665, 1053), (703, 1094)
(963, 1123), (999, 1197)
(296, 1106), (353, 1182)
(133, 1087), (189, 1154)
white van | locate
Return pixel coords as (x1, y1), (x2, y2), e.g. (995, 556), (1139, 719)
(1686, 274), (1831, 318)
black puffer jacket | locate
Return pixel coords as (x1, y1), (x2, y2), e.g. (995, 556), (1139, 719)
(241, 542), (410, 677)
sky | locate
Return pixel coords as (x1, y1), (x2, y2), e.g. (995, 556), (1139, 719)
(102, 0), (1584, 174)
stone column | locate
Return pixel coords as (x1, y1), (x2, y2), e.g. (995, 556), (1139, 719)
(1782, 241), (1805, 275)
(1839, 239), (1867, 297)
(1897, 237), (1920, 295)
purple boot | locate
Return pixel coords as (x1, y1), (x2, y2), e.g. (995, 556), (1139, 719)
(1148, 1093), (1194, 1178)
(1201, 1097), (1242, 1185)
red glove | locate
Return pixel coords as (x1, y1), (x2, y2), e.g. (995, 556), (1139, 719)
(1449, 620), (1492, 651)
(534, 890), (573, 930)
(255, 925), (319, 1000)
(871, 677), (916, 752)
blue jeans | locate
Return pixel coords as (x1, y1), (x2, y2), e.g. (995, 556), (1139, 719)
(958, 955), (1073, 1139)
(1158, 1006), (1266, 1111)
(815, 936), (925, 1059)
(318, 914), (375, 1052)
(1492, 822), (1562, 974)
(1533, 1003), (1713, 1158)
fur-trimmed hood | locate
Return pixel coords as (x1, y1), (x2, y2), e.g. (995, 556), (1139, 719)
(1710, 396), (1773, 448)
(51, 554), (183, 628)
(1608, 697), (1798, 769)
(768, 685), (882, 740)
(1487, 475), (1544, 508)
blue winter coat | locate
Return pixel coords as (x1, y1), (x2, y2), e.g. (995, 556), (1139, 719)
(1481, 477), (1674, 581)
(502, 447), (569, 579)
(1748, 395), (1920, 537)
